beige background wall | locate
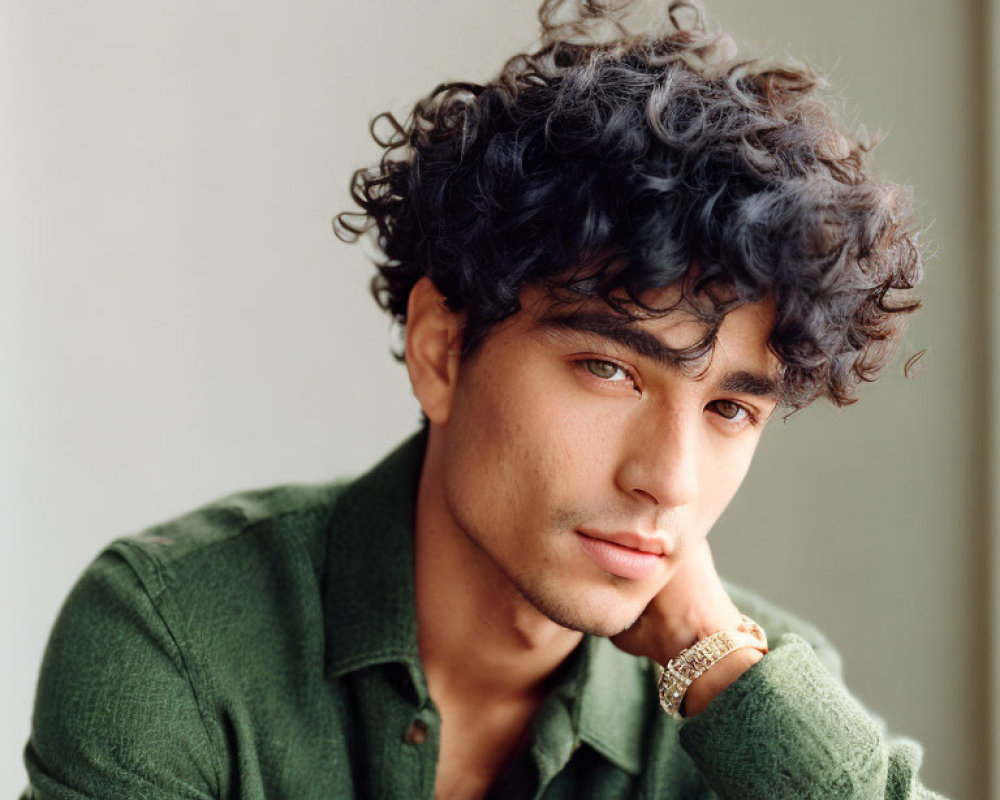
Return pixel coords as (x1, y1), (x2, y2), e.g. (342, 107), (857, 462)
(709, 2), (987, 799)
(2, 1), (984, 797)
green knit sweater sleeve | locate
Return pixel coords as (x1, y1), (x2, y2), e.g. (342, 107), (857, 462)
(677, 634), (947, 800)
(21, 548), (218, 800)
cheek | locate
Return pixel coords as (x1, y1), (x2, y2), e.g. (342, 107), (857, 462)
(463, 352), (577, 453)
(445, 358), (617, 529)
(695, 435), (761, 529)
(442, 371), (552, 528)
(512, 382), (631, 508)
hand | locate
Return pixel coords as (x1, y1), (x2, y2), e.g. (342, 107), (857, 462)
(610, 539), (762, 716)
(610, 539), (740, 663)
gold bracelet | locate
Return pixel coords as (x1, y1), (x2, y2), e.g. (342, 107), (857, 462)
(656, 614), (768, 720)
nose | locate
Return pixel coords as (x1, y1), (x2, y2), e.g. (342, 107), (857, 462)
(615, 408), (700, 510)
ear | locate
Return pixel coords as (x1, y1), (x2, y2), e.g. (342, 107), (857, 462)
(404, 277), (463, 425)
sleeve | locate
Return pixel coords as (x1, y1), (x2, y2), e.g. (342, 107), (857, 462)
(677, 633), (948, 800)
(21, 549), (220, 800)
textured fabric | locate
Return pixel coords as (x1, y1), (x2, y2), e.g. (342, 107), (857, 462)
(21, 432), (946, 799)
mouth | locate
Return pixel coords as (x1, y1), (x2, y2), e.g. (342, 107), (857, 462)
(575, 530), (665, 580)
(578, 529), (669, 555)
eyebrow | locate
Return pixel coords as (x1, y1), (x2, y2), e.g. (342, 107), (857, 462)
(717, 370), (780, 398)
(536, 310), (780, 399)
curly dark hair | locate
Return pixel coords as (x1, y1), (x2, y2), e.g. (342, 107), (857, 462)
(335, 0), (922, 408)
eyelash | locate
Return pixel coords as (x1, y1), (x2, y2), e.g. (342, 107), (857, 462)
(577, 358), (760, 427)
(579, 358), (639, 389)
(710, 399), (758, 427)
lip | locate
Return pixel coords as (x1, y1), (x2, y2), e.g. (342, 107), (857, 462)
(577, 529), (667, 555)
(576, 531), (664, 580)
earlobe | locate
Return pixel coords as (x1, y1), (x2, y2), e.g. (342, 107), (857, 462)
(404, 277), (463, 425)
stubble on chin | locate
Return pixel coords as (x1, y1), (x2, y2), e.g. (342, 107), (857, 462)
(490, 509), (658, 638)
(507, 570), (645, 638)
(449, 498), (655, 637)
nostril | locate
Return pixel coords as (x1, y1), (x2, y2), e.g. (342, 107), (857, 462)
(633, 488), (658, 504)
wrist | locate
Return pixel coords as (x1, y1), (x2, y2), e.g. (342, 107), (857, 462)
(681, 646), (763, 716)
(655, 614), (768, 720)
(644, 609), (745, 667)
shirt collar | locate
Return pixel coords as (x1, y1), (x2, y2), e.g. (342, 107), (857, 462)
(575, 635), (652, 775)
(322, 429), (650, 774)
(323, 430), (427, 695)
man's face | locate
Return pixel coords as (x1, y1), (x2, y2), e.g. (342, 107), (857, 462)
(435, 285), (780, 637)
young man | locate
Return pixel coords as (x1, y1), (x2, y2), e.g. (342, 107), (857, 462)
(22, 1), (942, 798)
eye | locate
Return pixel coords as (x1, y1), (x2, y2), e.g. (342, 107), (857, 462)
(575, 357), (641, 394)
(708, 399), (756, 425)
(583, 359), (632, 383)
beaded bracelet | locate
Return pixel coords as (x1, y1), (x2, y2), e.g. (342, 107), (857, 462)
(656, 614), (768, 720)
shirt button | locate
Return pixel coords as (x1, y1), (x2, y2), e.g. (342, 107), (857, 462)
(404, 719), (429, 745)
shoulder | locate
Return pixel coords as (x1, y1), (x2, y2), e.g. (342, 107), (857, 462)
(113, 479), (349, 580)
(26, 479), (351, 798)
(98, 478), (354, 686)
(88, 481), (351, 654)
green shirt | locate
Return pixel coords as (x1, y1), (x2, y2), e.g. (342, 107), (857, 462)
(22, 432), (945, 799)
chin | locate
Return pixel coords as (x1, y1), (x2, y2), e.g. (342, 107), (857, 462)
(515, 580), (645, 637)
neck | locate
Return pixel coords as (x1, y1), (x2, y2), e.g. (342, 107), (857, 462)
(413, 430), (583, 704)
